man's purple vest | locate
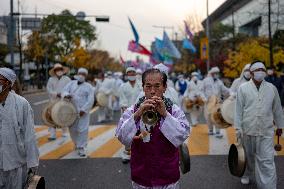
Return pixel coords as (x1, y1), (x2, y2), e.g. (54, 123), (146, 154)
(131, 104), (179, 187)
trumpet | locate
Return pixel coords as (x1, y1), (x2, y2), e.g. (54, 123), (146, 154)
(142, 110), (158, 126)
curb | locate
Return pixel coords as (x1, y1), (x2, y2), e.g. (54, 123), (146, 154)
(22, 89), (46, 95)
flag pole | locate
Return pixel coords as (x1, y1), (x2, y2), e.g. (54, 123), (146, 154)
(206, 0), (210, 72)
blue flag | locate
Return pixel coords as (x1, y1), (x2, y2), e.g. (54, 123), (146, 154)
(128, 17), (139, 43)
(162, 31), (181, 59)
(183, 38), (196, 53)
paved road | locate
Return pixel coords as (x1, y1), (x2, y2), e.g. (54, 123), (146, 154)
(24, 91), (284, 188)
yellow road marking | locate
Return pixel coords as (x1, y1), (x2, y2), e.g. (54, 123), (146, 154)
(35, 126), (48, 133)
(40, 126), (114, 159)
(37, 131), (62, 147)
(188, 124), (209, 155)
(226, 127), (236, 145)
(89, 137), (123, 158)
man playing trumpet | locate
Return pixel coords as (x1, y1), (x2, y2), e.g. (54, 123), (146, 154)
(116, 68), (190, 189)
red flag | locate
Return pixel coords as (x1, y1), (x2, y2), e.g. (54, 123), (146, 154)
(119, 54), (125, 65)
(128, 40), (152, 56)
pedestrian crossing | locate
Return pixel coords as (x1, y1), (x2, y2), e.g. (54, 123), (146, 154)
(35, 124), (284, 159)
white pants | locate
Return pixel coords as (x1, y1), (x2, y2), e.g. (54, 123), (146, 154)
(132, 181), (180, 189)
(69, 126), (89, 150)
(189, 107), (202, 126)
(0, 165), (27, 189)
(98, 106), (113, 122)
(204, 105), (220, 133)
(48, 127), (68, 138)
(242, 135), (276, 189)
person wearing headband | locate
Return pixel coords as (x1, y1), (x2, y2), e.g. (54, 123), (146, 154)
(119, 67), (142, 163)
(0, 68), (39, 188)
(62, 68), (94, 157)
(234, 61), (284, 188)
(201, 66), (230, 138)
(230, 64), (251, 96)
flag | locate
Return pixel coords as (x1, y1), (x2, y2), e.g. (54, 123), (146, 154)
(128, 17), (139, 43)
(128, 40), (152, 56)
(119, 54), (125, 64)
(184, 21), (194, 41)
(183, 38), (196, 53)
(162, 31), (181, 59)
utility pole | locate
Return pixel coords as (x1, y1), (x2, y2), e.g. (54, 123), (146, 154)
(9, 0), (14, 67)
(232, 5), (236, 50)
(268, 0), (273, 67)
(17, 0), (23, 83)
(206, 0), (210, 72)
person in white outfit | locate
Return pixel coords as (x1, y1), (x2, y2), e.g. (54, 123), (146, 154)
(230, 64), (251, 96)
(113, 72), (124, 111)
(202, 67), (230, 138)
(119, 67), (142, 163)
(97, 72), (115, 122)
(136, 68), (143, 89)
(46, 63), (71, 140)
(63, 68), (94, 157)
(183, 72), (206, 126)
(235, 61), (284, 188)
(0, 68), (39, 189)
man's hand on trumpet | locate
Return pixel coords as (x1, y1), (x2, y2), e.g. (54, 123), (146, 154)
(134, 98), (156, 121)
(151, 96), (167, 117)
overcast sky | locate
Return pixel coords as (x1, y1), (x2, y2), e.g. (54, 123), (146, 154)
(0, 0), (226, 60)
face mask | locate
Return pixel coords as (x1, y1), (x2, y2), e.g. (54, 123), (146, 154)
(56, 71), (64, 77)
(243, 71), (251, 80)
(136, 75), (142, 81)
(192, 76), (198, 81)
(128, 76), (136, 81)
(75, 75), (85, 82)
(253, 71), (266, 82)
(267, 70), (273, 76)
(213, 74), (219, 79)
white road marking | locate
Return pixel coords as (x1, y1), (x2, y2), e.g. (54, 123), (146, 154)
(33, 99), (49, 106)
(62, 127), (116, 159)
(39, 126), (102, 157)
(209, 129), (230, 155)
(112, 147), (124, 158)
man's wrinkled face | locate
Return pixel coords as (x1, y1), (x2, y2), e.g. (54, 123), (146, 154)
(143, 73), (166, 99)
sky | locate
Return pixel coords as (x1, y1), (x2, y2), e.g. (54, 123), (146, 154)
(0, 0), (226, 61)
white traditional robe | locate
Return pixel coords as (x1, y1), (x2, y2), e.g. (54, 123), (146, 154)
(119, 81), (141, 109)
(46, 75), (71, 137)
(201, 76), (230, 133)
(97, 78), (115, 122)
(0, 92), (39, 189)
(113, 78), (124, 111)
(235, 80), (284, 189)
(183, 80), (206, 126)
(63, 80), (94, 150)
(230, 66), (250, 96)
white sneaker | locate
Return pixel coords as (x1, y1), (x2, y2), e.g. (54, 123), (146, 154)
(78, 148), (87, 157)
(241, 177), (250, 185)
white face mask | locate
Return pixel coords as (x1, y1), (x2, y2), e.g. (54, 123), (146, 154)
(55, 71), (64, 77)
(128, 76), (136, 81)
(243, 71), (251, 80)
(75, 75), (85, 82)
(253, 71), (266, 82)
(192, 76), (198, 81)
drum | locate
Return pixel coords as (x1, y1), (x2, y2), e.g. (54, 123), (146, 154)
(42, 100), (77, 128)
(221, 97), (235, 125)
(96, 92), (108, 107)
(51, 100), (78, 128)
(210, 105), (232, 129)
(207, 96), (218, 114)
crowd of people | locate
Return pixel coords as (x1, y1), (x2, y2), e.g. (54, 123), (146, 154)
(0, 60), (283, 188)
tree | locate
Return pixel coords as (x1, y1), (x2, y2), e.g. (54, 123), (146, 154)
(224, 38), (284, 78)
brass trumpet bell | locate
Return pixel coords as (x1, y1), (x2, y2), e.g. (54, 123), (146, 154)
(142, 110), (158, 126)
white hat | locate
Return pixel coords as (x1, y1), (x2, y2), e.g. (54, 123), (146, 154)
(136, 68), (142, 74)
(49, 63), (69, 76)
(209, 67), (220, 74)
(191, 72), (199, 76)
(154, 63), (169, 75)
(78, 67), (88, 75)
(0, 67), (16, 85)
(126, 67), (136, 73)
(250, 61), (266, 72)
